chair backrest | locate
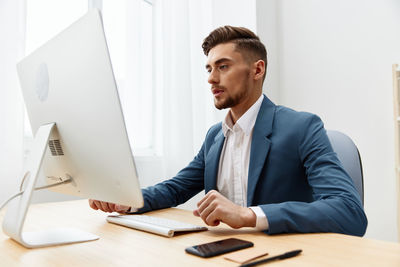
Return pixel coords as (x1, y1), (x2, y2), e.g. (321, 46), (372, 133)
(326, 130), (364, 206)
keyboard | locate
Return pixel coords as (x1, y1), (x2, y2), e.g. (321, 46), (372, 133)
(106, 214), (208, 237)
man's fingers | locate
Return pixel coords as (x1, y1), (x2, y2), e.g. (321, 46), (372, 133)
(88, 199), (98, 210)
(194, 191), (246, 228)
(197, 190), (219, 215)
(199, 201), (222, 226)
(115, 204), (130, 213)
(197, 199), (213, 219)
(100, 201), (113, 212)
(204, 209), (221, 226)
(93, 200), (104, 210)
(196, 194), (208, 208)
(109, 203), (116, 211)
(89, 199), (131, 213)
(196, 189), (217, 208)
(195, 191), (227, 226)
(203, 204), (223, 226)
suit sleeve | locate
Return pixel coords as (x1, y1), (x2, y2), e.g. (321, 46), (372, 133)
(260, 115), (368, 236)
(133, 142), (206, 213)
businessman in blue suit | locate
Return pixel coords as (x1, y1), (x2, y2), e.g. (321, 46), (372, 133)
(90, 26), (367, 236)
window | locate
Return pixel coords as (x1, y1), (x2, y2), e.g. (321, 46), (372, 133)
(24, 0), (157, 156)
(25, 0), (87, 56)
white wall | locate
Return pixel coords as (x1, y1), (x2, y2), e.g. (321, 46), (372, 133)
(211, 0), (256, 31)
(257, 0), (400, 242)
(256, 0), (280, 102)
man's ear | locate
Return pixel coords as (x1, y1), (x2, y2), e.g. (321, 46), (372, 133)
(253, 60), (265, 81)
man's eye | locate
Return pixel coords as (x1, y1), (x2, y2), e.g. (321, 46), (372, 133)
(219, 65), (228, 70)
(206, 69), (212, 73)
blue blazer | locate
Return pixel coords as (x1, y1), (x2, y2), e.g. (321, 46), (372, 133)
(138, 95), (368, 236)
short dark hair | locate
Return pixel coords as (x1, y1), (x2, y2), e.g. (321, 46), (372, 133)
(202, 26), (267, 74)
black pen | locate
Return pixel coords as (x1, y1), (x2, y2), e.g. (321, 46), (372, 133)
(239, 249), (302, 267)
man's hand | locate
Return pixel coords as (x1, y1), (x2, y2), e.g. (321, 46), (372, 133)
(89, 199), (131, 213)
(193, 190), (256, 229)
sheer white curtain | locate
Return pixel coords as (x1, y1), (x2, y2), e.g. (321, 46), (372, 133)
(0, 0), (25, 204)
(154, 0), (225, 180)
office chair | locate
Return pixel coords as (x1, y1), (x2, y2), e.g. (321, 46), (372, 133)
(326, 130), (364, 206)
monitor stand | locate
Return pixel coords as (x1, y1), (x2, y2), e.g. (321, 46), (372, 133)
(2, 123), (99, 248)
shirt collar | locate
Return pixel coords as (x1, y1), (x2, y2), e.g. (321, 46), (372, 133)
(222, 94), (264, 137)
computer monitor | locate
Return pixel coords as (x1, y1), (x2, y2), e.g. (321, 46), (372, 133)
(2, 9), (143, 248)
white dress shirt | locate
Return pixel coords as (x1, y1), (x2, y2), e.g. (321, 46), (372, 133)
(217, 94), (269, 230)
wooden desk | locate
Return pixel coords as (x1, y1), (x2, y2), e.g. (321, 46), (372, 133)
(1, 200), (399, 266)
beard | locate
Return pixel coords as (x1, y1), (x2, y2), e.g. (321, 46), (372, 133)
(214, 87), (249, 110)
(214, 94), (238, 110)
(214, 70), (251, 110)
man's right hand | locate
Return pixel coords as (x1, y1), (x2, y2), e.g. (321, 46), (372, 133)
(89, 199), (131, 213)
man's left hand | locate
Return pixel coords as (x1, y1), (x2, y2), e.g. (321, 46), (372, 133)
(193, 190), (256, 229)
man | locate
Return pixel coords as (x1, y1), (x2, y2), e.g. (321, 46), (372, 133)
(90, 26), (367, 236)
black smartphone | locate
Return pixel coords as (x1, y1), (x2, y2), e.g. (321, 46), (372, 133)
(185, 238), (254, 258)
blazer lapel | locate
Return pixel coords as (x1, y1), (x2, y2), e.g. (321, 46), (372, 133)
(204, 131), (225, 193)
(247, 96), (275, 206)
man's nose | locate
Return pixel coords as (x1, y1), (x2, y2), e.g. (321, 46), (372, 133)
(208, 69), (219, 84)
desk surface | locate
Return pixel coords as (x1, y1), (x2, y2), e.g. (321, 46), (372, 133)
(1, 200), (399, 267)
